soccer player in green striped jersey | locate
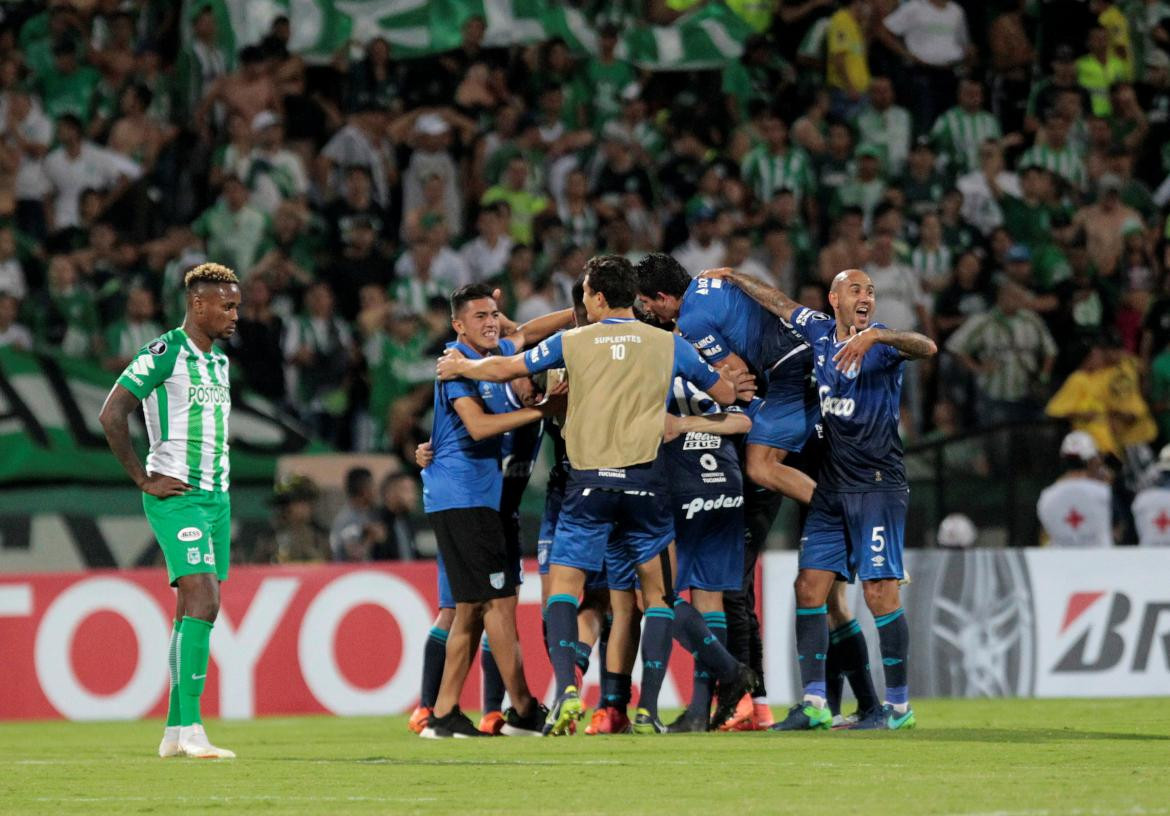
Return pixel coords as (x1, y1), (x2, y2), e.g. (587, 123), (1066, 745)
(99, 262), (241, 759)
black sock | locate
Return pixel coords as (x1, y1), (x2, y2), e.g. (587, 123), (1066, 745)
(598, 613), (611, 680)
(574, 641), (591, 676)
(875, 608), (910, 707)
(545, 594), (580, 695)
(795, 605), (828, 702)
(637, 607), (674, 719)
(830, 619), (880, 714)
(673, 600), (738, 682)
(480, 634), (505, 713)
(420, 625), (448, 709)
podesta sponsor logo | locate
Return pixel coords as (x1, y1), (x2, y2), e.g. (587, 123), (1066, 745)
(818, 385), (855, 417)
(681, 494), (744, 520)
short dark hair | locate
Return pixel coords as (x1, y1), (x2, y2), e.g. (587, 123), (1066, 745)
(635, 252), (690, 299)
(56, 113), (83, 134)
(584, 255), (637, 308)
(449, 282), (496, 319)
(239, 45), (265, 64)
(571, 274), (586, 312)
(345, 467), (373, 497)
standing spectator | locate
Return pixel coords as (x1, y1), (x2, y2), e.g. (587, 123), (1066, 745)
(42, 114), (141, 233)
(323, 165), (389, 252)
(931, 77), (1003, 177)
(0, 227), (28, 300)
(224, 275), (286, 404)
(0, 86), (53, 240)
(38, 41), (100, 120)
(283, 280), (356, 443)
(195, 45), (278, 136)
(910, 212), (954, 292)
(740, 109), (816, 214)
(328, 214), (389, 321)
(582, 22), (635, 128)
(317, 106), (397, 209)
(233, 111), (309, 215)
(1027, 46), (1093, 132)
(818, 205), (869, 285)
(988, 0), (1036, 134)
(483, 155), (550, 244)
(330, 467), (386, 562)
(556, 169), (599, 252)
(1072, 173), (1142, 275)
(391, 235), (471, 313)
(825, 0), (871, 120)
(832, 144), (887, 231)
(856, 75), (913, 176)
(0, 291), (33, 350)
(398, 111), (467, 239)
(173, 4), (229, 122)
(898, 138), (949, 221)
(190, 174), (271, 275)
(102, 286), (162, 371)
(879, 0), (973, 134)
(1078, 25), (1132, 116)
(373, 472), (421, 560)
(722, 228), (772, 282)
(1018, 111), (1089, 193)
(107, 84), (176, 175)
(1037, 431), (1116, 547)
(946, 280), (1057, 426)
(1133, 445), (1170, 545)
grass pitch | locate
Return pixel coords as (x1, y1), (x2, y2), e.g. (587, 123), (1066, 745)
(2, 698), (1167, 816)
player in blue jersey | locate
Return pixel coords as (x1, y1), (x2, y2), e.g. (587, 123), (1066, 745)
(636, 254), (880, 730)
(438, 256), (759, 735)
(418, 283), (572, 738)
(705, 267), (937, 731)
(661, 377), (754, 732)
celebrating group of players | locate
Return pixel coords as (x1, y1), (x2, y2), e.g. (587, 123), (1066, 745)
(409, 252), (937, 738)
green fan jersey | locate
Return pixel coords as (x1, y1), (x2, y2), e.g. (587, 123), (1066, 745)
(116, 327), (232, 492)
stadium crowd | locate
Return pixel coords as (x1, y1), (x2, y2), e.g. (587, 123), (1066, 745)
(5, 0), (1170, 549)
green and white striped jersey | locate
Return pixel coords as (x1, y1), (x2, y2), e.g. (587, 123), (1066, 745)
(115, 327), (231, 492)
(930, 107), (1002, 175)
(1017, 143), (1088, 191)
(740, 145), (816, 206)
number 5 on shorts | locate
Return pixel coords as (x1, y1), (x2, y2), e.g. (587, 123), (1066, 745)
(870, 526), (886, 553)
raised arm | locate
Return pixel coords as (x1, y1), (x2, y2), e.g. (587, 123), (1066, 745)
(437, 348), (531, 382)
(831, 326), (938, 373)
(98, 384), (189, 497)
(701, 267), (801, 323)
(505, 308), (574, 350)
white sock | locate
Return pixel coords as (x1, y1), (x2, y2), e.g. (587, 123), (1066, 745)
(752, 696), (767, 704)
(802, 694), (827, 709)
(888, 701), (909, 714)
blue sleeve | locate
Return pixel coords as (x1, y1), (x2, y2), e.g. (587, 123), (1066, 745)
(523, 333), (564, 374)
(443, 378), (478, 402)
(498, 338), (516, 356)
(672, 334), (720, 391)
(677, 308), (732, 366)
(790, 306), (835, 344)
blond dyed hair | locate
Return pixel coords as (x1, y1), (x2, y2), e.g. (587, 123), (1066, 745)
(184, 262), (239, 289)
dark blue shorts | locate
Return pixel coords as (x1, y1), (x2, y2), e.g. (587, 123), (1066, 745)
(536, 482), (564, 576)
(551, 487), (672, 586)
(673, 494), (745, 592)
(799, 488), (908, 582)
(745, 376), (818, 452)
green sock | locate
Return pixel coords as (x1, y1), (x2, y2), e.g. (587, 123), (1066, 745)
(178, 616), (213, 727)
(166, 621), (181, 727)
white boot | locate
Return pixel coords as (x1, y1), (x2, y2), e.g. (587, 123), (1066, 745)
(158, 726), (182, 758)
(178, 724), (236, 759)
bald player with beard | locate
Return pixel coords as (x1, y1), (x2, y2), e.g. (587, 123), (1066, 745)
(702, 267), (936, 732)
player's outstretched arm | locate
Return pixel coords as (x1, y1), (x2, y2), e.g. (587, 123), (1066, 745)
(701, 267), (801, 322)
(664, 410), (752, 443)
(437, 348), (530, 382)
(505, 308), (574, 350)
(98, 384), (189, 497)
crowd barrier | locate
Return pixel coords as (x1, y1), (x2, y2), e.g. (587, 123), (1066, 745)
(2, 549), (1166, 720)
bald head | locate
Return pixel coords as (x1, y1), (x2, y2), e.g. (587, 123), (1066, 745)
(831, 268), (870, 293)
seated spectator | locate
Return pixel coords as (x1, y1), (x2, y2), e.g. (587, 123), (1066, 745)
(42, 114), (141, 234)
(1132, 445), (1170, 546)
(0, 291), (33, 350)
(0, 227), (28, 300)
(190, 174), (272, 276)
(330, 467), (386, 562)
(253, 475), (330, 564)
(1037, 431), (1116, 547)
(0, 85), (53, 240)
(29, 255), (99, 358)
(102, 286), (162, 372)
(373, 472), (421, 560)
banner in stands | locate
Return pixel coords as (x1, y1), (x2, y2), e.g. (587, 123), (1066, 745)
(0, 347), (322, 485)
(194, 0), (752, 69)
(4, 549), (1167, 721)
(765, 549), (1170, 702)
